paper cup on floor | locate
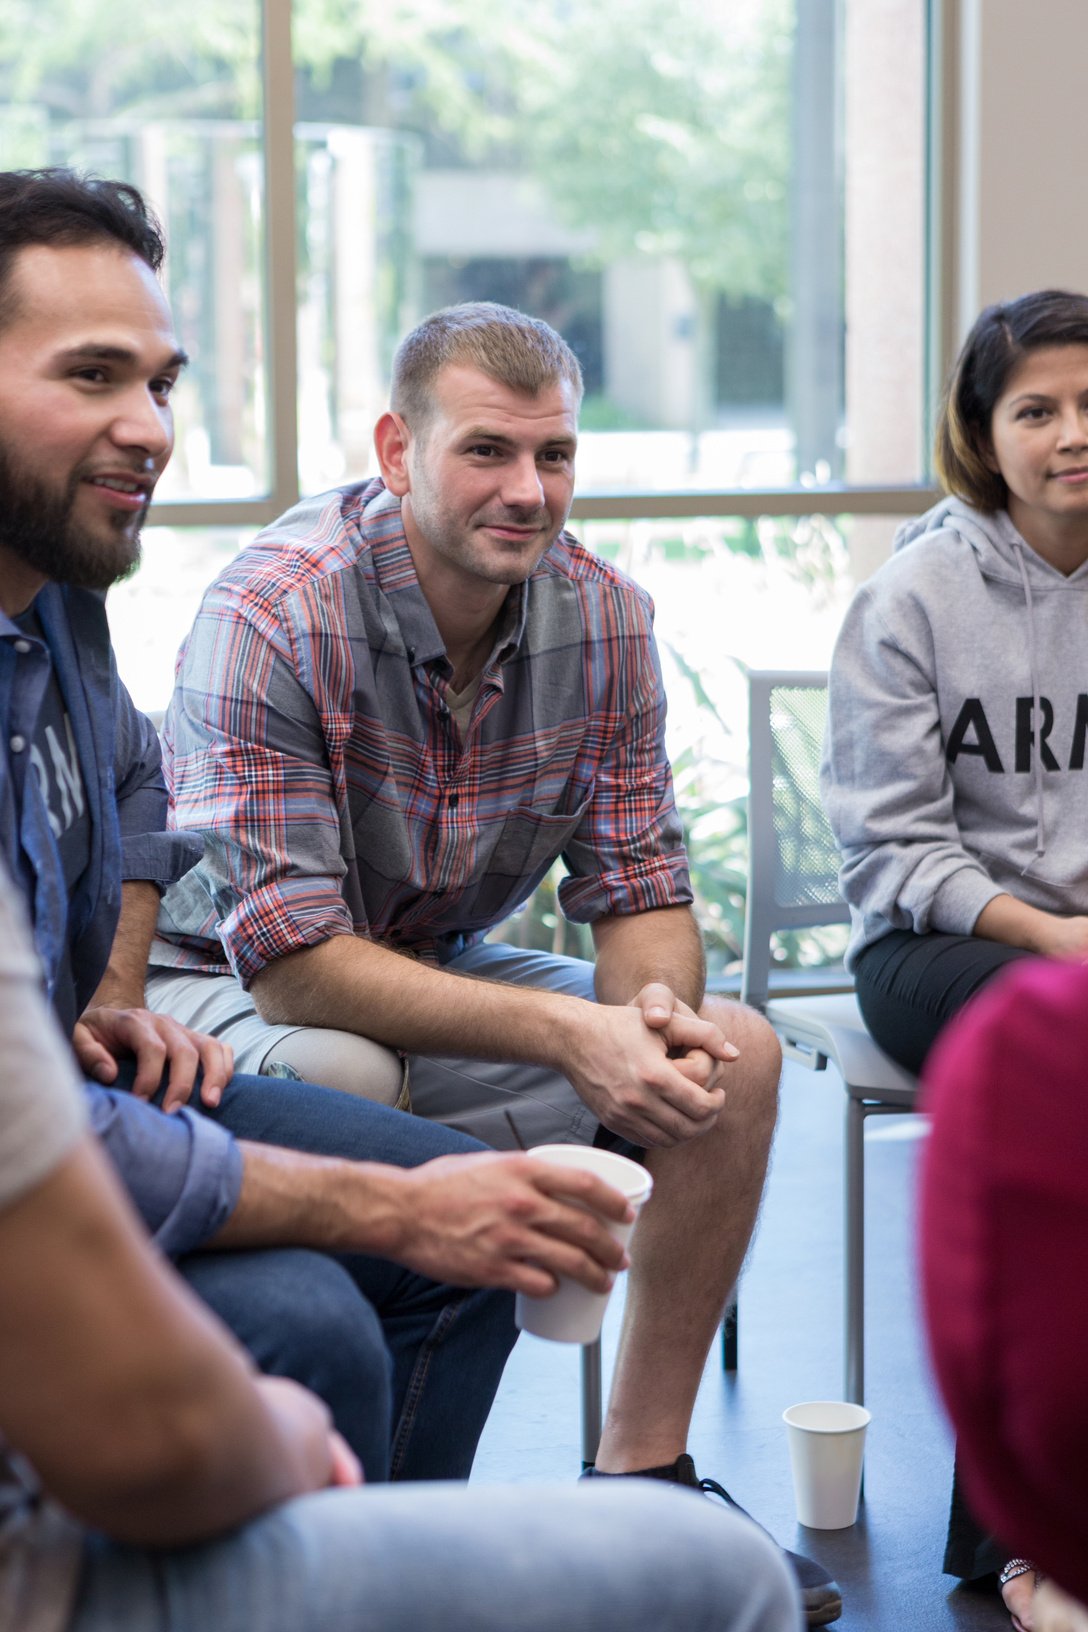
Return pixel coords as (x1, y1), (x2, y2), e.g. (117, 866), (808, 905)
(514, 1145), (652, 1344)
(783, 1401), (871, 1529)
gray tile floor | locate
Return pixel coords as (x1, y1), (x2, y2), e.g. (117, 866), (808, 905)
(472, 1060), (1010, 1631)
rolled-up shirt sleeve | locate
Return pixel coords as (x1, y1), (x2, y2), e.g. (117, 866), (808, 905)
(85, 1085), (243, 1257)
(165, 580), (356, 986)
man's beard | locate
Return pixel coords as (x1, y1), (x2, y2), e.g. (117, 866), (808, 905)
(0, 441), (146, 592)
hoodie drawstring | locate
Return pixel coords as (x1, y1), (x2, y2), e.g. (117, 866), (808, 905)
(1013, 542), (1047, 862)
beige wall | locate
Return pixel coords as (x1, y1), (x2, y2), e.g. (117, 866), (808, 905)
(956, 0), (1088, 334)
(846, 0), (1088, 583)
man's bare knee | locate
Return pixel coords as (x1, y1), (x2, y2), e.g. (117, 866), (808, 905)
(702, 997), (782, 1094)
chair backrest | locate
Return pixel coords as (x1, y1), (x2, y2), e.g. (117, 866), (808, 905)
(741, 669), (849, 1010)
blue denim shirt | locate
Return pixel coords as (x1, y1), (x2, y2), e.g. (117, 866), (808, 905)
(0, 583), (240, 1253)
(0, 583), (202, 1027)
(86, 1080), (242, 1254)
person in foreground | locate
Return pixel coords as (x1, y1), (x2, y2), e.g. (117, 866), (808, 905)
(0, 166), (650, 1491)
(920, 958), (1088, 1632)
(821, 287), (1088, 1614)
(0, 865), (805, 1632)
(152, 302), (840, 1623)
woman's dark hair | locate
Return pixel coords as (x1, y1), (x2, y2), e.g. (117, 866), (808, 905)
(936, 289), (1088, 510)
(0, 168), (165, 329)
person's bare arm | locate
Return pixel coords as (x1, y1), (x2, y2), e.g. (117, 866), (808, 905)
(975, 894), (1088, 960)
(213, 1143), (633, 1297)
(252, 930), (580, 1058)
(74, 880), (234, 1109)
(251, 933), (728, 1146)
(82, 880), (161, 1012)
(592, 904), (707, 1009)
(0, 1133), (339, 1548)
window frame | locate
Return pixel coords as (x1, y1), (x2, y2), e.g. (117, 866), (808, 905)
(146, 0), (953, 534)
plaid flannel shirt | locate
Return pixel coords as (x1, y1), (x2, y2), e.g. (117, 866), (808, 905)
(155, 479), (692, 985)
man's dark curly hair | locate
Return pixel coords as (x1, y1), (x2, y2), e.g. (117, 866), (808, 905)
(0, 167), (165, 330)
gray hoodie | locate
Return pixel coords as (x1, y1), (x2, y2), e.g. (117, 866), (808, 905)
(821, 497), (1088, 967)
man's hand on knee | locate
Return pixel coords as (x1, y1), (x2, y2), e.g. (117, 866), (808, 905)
(633, 983), (739, 1090)
(562, 999), (731, 1148)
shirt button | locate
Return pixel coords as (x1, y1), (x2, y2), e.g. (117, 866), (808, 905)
(9, 734), (26, 753)
(12, 640), (31, 655)
(449, 792), (460, 809)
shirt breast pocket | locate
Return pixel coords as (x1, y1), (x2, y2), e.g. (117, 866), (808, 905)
(486, 797), (592, 890)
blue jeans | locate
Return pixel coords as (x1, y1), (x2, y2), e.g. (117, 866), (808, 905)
(159, 1069), (518, 1482)
(70, 1482), (801, 1632)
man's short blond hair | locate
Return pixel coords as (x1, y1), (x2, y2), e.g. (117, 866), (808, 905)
(391, 301), (584, 428)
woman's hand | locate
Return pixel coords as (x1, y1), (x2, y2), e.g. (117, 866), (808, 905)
(975, 897), (1088, 961)
(1035, 915), (1088, 961)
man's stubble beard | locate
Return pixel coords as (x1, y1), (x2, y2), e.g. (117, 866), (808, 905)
(409, 491), (561, 588)
(0, 441), (145, 592)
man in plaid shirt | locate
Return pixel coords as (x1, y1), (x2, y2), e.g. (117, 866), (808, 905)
(151, 303), (839, 1625)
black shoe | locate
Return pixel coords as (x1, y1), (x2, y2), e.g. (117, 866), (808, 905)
(582, 1454), (843, 1627)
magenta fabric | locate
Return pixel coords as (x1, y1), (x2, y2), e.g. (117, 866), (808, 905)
(919, 957), (1088, 1604)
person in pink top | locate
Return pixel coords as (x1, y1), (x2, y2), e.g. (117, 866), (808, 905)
(920, 956), (1088, 1631)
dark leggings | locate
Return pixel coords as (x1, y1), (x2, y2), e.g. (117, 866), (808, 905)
(853, 929), (1034, 1076)
(855, 928), (1036, 1578)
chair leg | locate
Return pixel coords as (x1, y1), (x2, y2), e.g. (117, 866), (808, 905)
(845, 1094), (866, 1406)
(581, 1337), (603, 1467)
(721, 1295), (739, 1371)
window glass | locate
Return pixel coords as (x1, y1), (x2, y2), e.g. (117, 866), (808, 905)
(494, 509), (899, 978)
(295, 0), (927, 494)
(1, 0), (929, 971)
(0, 1), (268, 501)
(108, 528), (255, 710)
(1, 0), (928, 508)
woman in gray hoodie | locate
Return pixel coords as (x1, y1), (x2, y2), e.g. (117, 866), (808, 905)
(823, 287), (1088, 1628)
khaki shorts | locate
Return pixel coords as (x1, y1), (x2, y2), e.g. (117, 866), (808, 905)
(149, 941), (607, 1151)
(146, 966), (409, 1110)
(405, 941), (601, 1150)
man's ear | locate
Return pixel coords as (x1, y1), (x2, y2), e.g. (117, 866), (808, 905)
(374, 411), (412, 496)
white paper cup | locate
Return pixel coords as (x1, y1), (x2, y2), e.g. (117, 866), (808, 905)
(514, 1145), (653, 1344)
(782, 1401), (871, 1529)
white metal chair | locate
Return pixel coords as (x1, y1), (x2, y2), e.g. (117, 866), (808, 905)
(741, 669), (919, 1405)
